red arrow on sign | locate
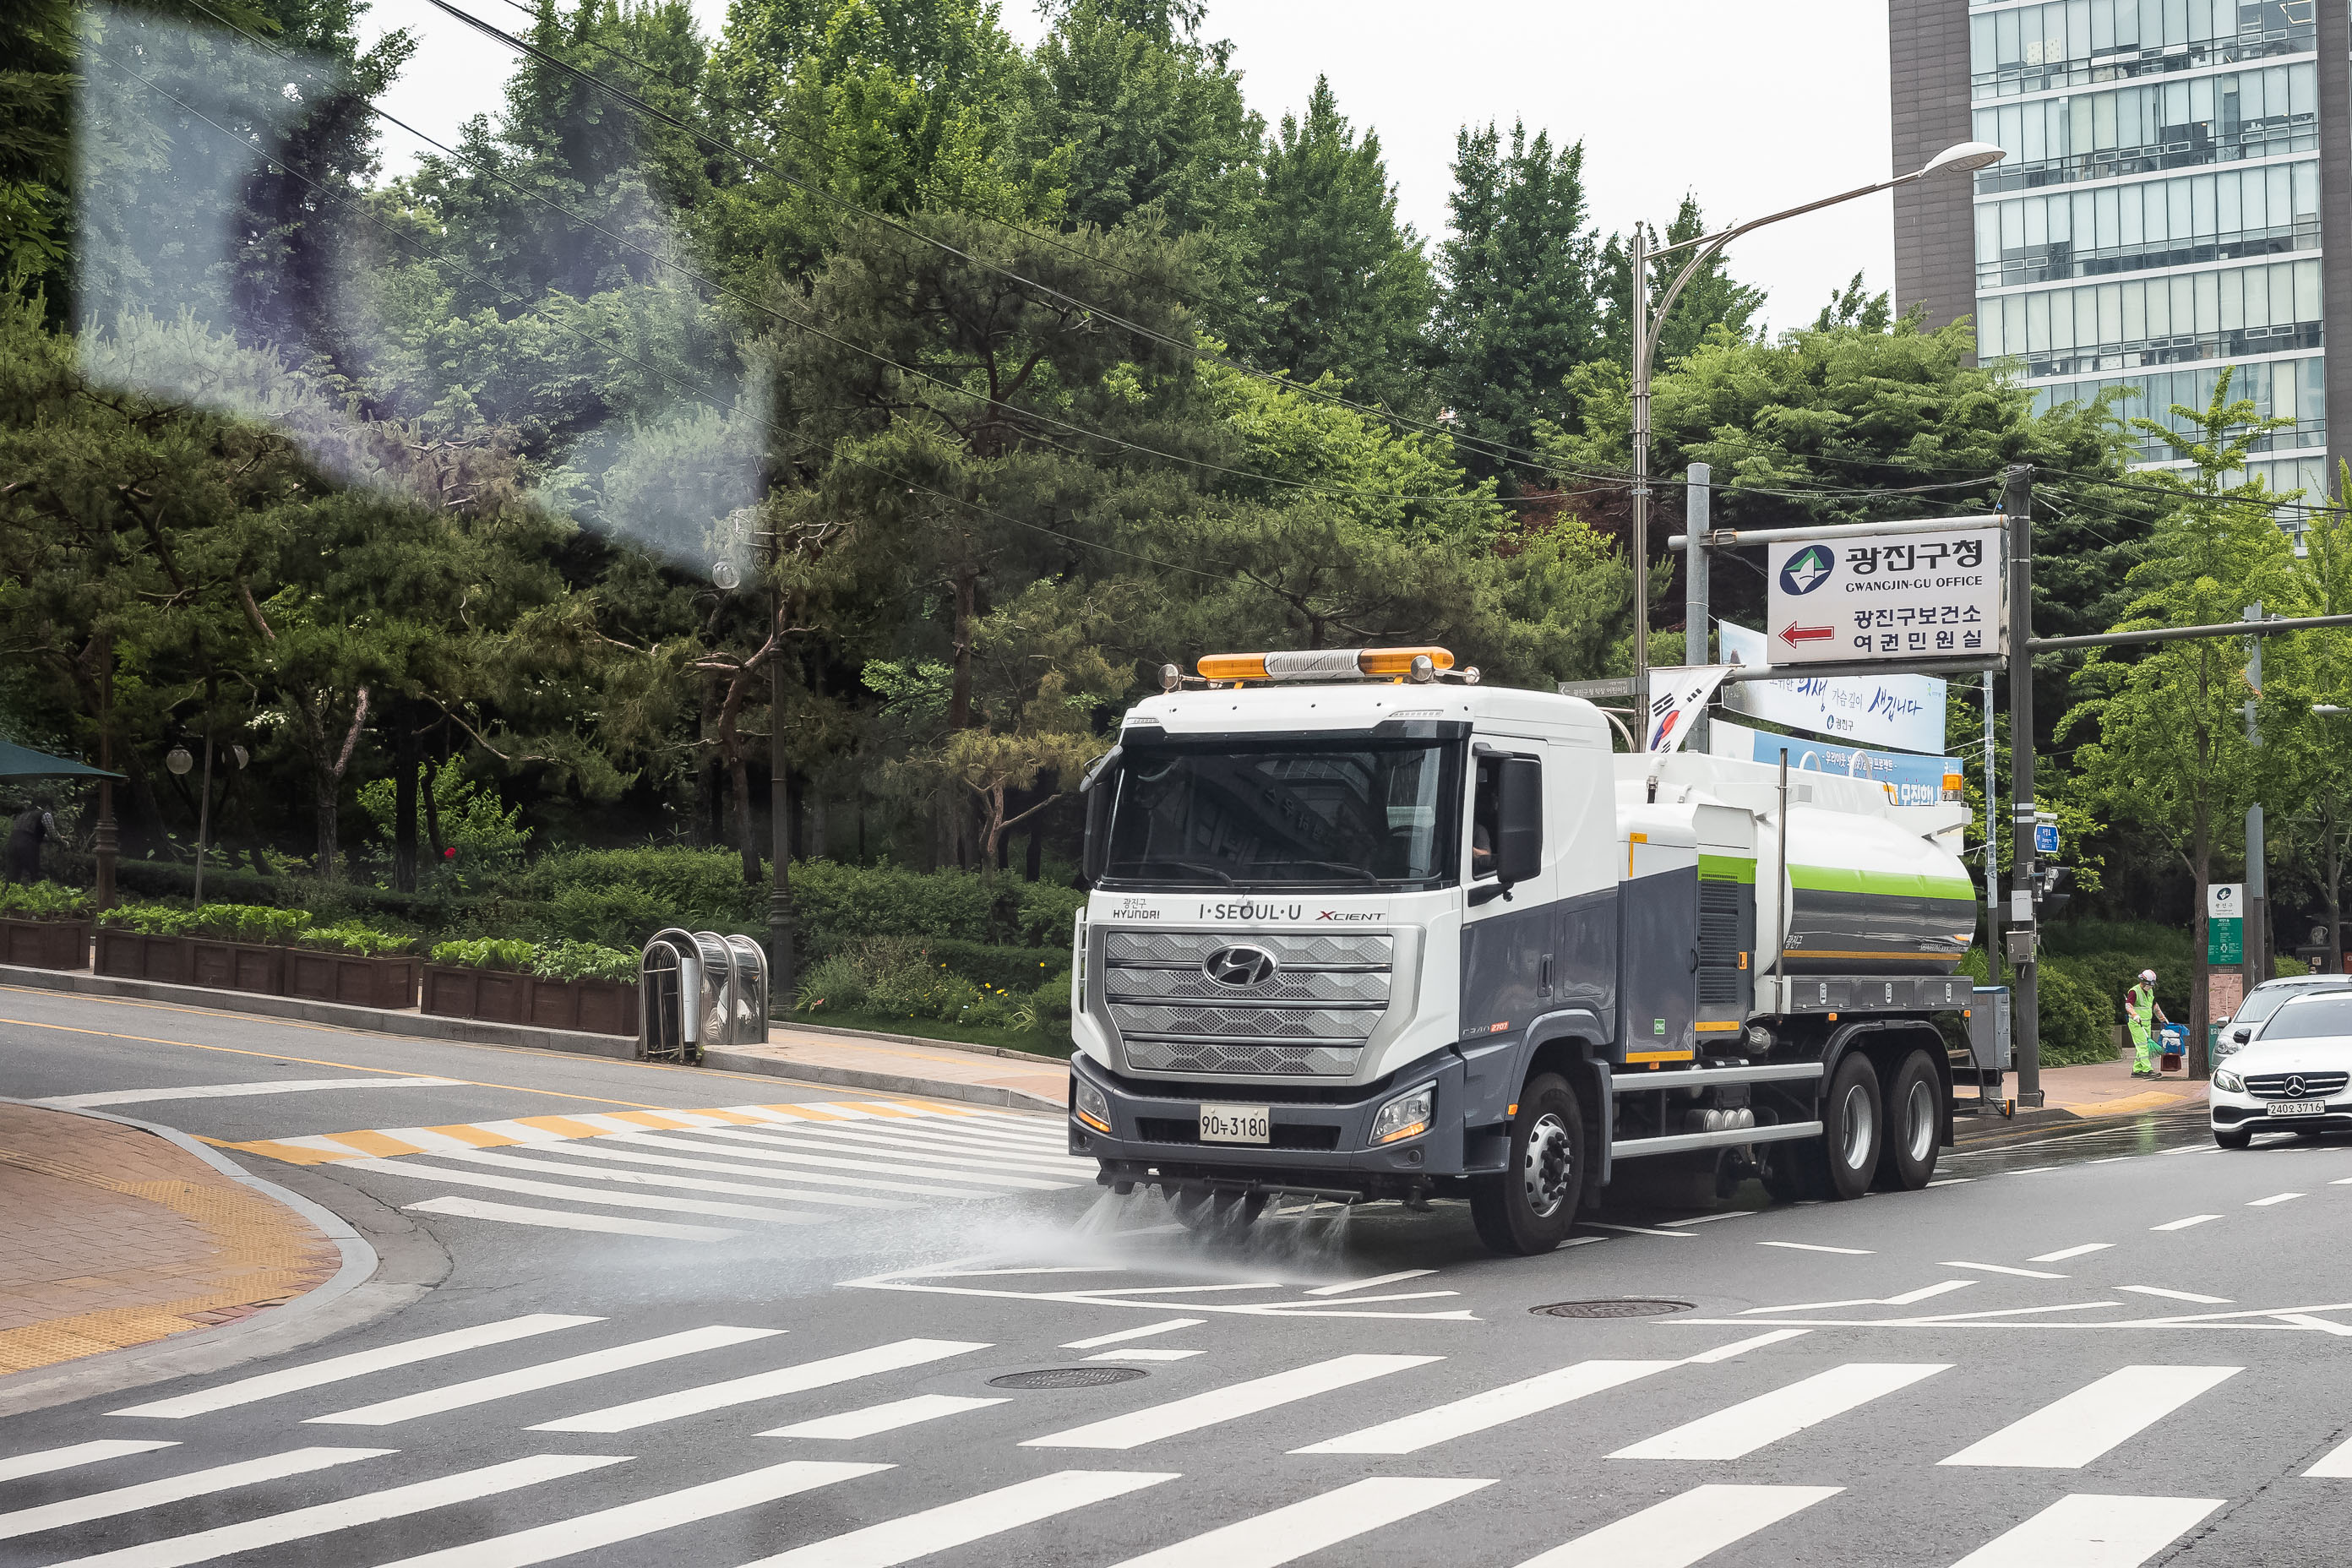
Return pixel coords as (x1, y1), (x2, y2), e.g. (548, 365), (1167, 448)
(1779, 622), (1835, 648)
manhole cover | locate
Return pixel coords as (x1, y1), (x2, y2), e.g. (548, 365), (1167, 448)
(988, 1367), (1150, 1389)
(1532, 1298), (1694, 1319)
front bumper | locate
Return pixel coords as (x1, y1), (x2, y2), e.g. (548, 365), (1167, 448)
(1065, 1048), (1474, 1199)
(2211, 1091), (2349, 1131)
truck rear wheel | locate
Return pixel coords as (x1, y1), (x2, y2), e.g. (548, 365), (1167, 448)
(1873, 1049), (1942, 1191)
(1821, 1052), (1882, 1201)
(1468, 1074), (1587, 1255)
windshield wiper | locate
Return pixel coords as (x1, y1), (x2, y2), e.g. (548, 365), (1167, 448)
(1259, 858), (1380, 883)
(1125, 858), (1237, 886)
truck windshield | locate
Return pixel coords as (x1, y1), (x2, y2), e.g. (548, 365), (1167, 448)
(1102, 741), (1459, 889)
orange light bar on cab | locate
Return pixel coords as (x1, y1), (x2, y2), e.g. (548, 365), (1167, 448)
(1195, 647), (1456, 683)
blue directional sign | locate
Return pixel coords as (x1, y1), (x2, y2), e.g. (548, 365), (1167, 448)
(2034, 823), (2060, 855)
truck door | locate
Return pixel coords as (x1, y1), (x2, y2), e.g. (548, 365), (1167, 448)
(1459, 743), (1554, 1043)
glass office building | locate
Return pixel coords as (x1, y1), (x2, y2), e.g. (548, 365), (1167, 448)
(1892, 0), (2344, 519)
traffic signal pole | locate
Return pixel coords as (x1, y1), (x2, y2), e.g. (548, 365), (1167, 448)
(2004, 466), (2043, 1107)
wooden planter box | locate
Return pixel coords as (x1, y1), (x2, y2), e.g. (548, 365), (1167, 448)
(287, 950), (421, 1010)
(423, 964), (534, 1025)
(95, 928), (193, 985)
(0, 917), (91, 971)
(189, 938), (286, 996)
(528, 976), (640, 1036)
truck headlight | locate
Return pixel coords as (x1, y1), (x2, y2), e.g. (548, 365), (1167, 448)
(2213, 1068), (2245, 1094)
(1371, 1081), (1435, 1145)
(1074, 1075), (1113, 1134)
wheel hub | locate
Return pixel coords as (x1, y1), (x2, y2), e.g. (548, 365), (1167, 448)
(1838, 1084), (1876, 1170)
(1904, 1078), (1937, 1162)
(1522, 1113), (1573, 1217)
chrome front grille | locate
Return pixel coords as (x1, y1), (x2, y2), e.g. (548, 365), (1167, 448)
(2244, 1070), (2349, 1101)
(1100, 928), (1392, 1076)
(1124, 1041), (1363, 1076)
(1103, 931), (1393, 968)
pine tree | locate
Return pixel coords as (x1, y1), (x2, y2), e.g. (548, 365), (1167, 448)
(1594, 194), (1767, 369)
(1245, 76), (1434, 413)
(1434, 121), (1598, 477)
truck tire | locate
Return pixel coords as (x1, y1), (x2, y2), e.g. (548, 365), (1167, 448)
(1468, 1074), (1587, 1255)
(1874, 1048), (1942, 1191)
(1820, 1052), (1882, 1201)
(1760, 1141), (1825, 1204)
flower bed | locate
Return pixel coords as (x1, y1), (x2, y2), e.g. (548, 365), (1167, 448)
(424, 938), (638, 1034)
(0, 885), (93, 969)
(286, 924), (422, 1010)
(188, 937), (285, 995)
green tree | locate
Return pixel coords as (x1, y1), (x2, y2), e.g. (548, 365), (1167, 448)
(1243, 77), (1434, 413)
(1593, 195), (1767, 372)
(2060, 369), (2298, 1067)
(1435, 120), (1598, 477)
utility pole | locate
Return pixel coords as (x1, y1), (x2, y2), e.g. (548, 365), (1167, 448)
(2004, 465), (2042, 1106)
(2245, 602), (2267, 1007)
(1630, 222), (1652, 691)
(1982, 669), (2001, 988)
(1685, 461), (1711, 753)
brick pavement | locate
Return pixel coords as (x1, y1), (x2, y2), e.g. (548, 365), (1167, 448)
(0, 1103), (341, 1376)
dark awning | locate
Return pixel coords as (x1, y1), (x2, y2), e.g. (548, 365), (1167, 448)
(0, 737), (122, 780)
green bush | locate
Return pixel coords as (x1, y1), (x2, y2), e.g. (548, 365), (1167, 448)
(1012, 882), (1086, 946)
(430, 937), (538, 972)
(794, 954), (868, 1014)
(187, 903), (311, 945)
(2032, 961), (2110, 1065)
(919, 938), (1068, 993)
(95, 901), (195, 935)
(294, 923), (416, 957)
(530, 939), (638, 983)
(792, 862), (997, 946)
(0, 884), (89, 921)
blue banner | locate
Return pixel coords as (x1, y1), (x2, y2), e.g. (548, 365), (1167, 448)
(1708, 721), (1963, 807)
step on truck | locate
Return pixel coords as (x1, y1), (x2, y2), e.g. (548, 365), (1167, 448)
(1064, 645), (1994, 1255)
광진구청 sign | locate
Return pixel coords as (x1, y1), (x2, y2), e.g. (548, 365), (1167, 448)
(1765, 525), (2004, 666)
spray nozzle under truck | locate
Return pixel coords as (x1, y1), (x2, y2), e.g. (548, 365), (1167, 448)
(1064, 645), (1988, 1255)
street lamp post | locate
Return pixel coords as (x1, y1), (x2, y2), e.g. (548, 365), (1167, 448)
(1626, 139), (2008, 689)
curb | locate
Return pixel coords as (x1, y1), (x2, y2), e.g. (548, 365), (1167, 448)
(772, 1016), (1066, 1064)
(0, 1099), (433, 1418)
(704, 1047), (1064, 1113)
(0, 963), (637, 1059)
(0, 964), (1059, 1117)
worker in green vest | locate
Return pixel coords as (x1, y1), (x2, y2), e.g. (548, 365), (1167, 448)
(2124, 969), (2167, 1078)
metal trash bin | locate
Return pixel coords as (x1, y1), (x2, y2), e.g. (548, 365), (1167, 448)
(639, 929), (769, 1064)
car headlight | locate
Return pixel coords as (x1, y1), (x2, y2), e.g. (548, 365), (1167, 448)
(1371, 1081), (1436, 1145)
(2213, 1068), (2245, 1094)
(1074, 1075), (1113, 1134)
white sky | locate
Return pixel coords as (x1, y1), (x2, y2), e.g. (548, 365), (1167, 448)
(362, 0), (1897, 334)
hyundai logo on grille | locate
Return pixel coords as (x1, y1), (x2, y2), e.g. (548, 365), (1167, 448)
(2287, 1075), (2309, 1099)
(1202, 944), (1278, 988)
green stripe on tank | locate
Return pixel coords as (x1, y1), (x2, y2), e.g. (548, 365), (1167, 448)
(1697, 854), (1757, 884)
(1790, 864), (1977, 901)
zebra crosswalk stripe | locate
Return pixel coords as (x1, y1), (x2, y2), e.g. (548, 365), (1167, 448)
(0, 1441), (177, 1484)
(748, 1123), (1082, 1174)
(341, 1158), (833, 1223)
(760, 1396), (1008, 1440)
(1610, 1364), (1951, 1461)
(410, 1146), (916, 1210)
(1512, 1484), (1842, 1568)
(530, 1339), (991, 1435)
(1939, 1367), (2242, 1469)
(612, 1130), (1075, 1190)
(522, 1139), (980, 1197)
(370, 1460), (890, 1568)
(46, 1454), (624, 1568)
(1945, 1494), (2224, 1567)
(1102, 1476), (1493, 1568)
(1023, 1355), (1441, 1451)
(2306, 1431), (2352, 1477)
(590, 1134), (1037, 1198)
(0, 1447), (390, 1541)
(306, 1325), (785, 1426)
(112, 1315), (601, 1418)
(735, 1469), (1177, 1568)
(1293, 1359), (1680, 1456)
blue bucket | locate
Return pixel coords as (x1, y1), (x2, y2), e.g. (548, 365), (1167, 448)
(2159, 1023), (2187, 1057)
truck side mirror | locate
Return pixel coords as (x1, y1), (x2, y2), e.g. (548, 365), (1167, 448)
(1493, 755), (1544, 885)
(1080, 748), (1121, 885)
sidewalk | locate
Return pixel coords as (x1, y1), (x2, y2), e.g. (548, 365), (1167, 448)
(2034, 1055), (2208, 1119)
(0, 1103), (344, 1376)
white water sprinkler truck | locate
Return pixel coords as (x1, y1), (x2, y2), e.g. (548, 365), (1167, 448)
(1064, 645), (1994, 1255)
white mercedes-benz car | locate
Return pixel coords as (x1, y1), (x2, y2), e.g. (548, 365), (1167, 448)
(2212, 990), (2352, 1148)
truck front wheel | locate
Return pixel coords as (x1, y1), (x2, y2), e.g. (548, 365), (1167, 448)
(1468, 1074), (1587, 1255)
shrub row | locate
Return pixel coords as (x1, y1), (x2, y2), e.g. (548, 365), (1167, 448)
(91, 901), (421, 955)
(0, 884), (89, 920)
(793, 935), (1072, 1036)
(428, 937), (639, 982)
